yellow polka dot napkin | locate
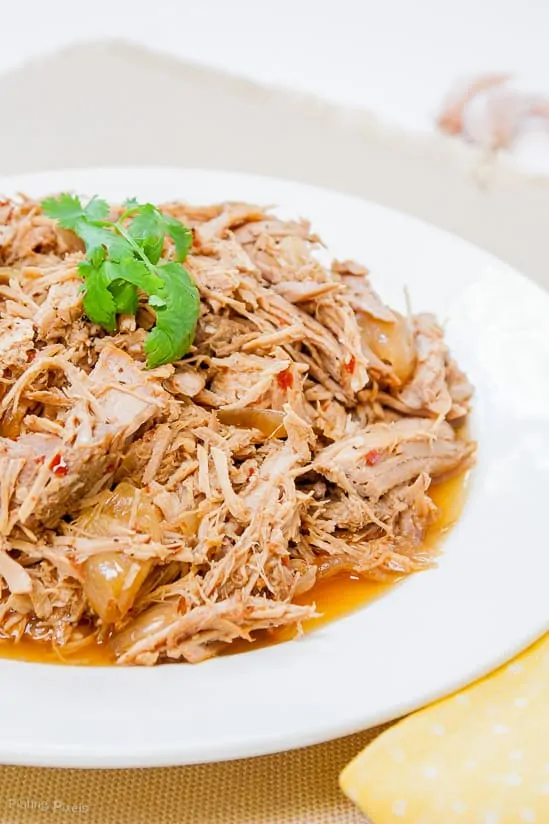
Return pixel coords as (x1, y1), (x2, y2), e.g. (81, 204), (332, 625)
(340, 634), (549, 824)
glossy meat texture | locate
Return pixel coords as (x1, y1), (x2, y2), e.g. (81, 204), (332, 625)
(0, 196), (474, 663)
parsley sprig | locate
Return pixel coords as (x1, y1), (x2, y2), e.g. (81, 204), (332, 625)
(41, 194), (200, 368)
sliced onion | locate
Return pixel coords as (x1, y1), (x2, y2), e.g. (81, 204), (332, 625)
(217, 407), (287, 438)
(360, 312), (416, 384)
(316, 556), (356, 580)
(83, 553), (153, 624)
(110, 601), (180, 658)
(77, 481), (163, 541)
(78, 482), (163, 624)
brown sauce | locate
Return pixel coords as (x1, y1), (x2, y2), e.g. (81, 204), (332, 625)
(0, 472), (468, 666)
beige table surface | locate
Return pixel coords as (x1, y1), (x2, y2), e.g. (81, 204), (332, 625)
(0, 727), (391, 823)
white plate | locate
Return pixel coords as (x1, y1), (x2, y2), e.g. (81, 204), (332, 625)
(0, 167), (547, 768)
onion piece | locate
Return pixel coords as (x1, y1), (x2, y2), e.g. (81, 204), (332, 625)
(217, 407), (287, 438)
(110, 601), (180, 659)
(83, 553), (153, 624)
(360, 312), (416, 384)
(77, 482), (163, 624)
(77, 481), (163, 541)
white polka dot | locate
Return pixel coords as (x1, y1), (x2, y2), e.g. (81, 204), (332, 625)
(423, 765), (439, 778)
(431, 723), (446, 736)
(509, 750), (524, 761)
(484, 813), (500, 824)
(392, 799), (408, 817)
(452, 801), (468, 814)
(544, 765), (549, 774)
(493, 724), (510, 735)
(514, 697), (528, 708)
(541, 784), (549, 795)
(390, 747), (406, 763)
(465, 759), (477, 770)
(455, 694), (470, 706)
(519, 809), (536, 823)
(505, 773), (523, 786)
(507, 662), (524, 674)
(345, 785), (359, 803)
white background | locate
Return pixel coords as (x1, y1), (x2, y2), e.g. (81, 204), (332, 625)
(3, 0), (549, 135)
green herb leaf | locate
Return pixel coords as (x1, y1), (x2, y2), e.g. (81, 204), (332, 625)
(80, 261), (118, 332)
(110, 281), (139, 316)
(122, 197), (140, 211)
(74, 221), (130, 262)
(42, 194), (199, 367)
(127, 204), (165, 264)
(163, 215), (193, 262)
(85, 197), (110, 222)
(148, 294), (167, 309)
(143, 262), (200, 368)
(42, 194), (109, 228)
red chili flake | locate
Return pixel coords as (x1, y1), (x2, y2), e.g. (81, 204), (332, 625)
(106, 463), (116, 473)
(33, 455), (46, 465)
(276, 369), (294, 390)
(26, 350), (36, 363)
(49, 453), (69, 476)
(344, 356), (356, 374)
(365, 449), (382, 466)
(247, 466), (256, 478)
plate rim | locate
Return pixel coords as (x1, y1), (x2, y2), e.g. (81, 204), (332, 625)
(0, 165), (547, 768)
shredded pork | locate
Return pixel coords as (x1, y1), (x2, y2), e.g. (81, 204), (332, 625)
(0, 196), (474, 664)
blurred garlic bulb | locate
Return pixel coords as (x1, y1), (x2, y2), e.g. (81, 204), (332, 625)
(437, 74), (509, 136)
(438, 74), (549, 151)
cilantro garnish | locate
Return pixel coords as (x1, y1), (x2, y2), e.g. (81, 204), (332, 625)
(41, 194), (199, 368)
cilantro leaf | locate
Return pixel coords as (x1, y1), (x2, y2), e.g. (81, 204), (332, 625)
(125, 204), (192, 263)
(41, 194), (84, 228)
(82, 258), (162, 328)
(143, 262), (200, 368)
(122, 197), (140, 211)
(73, 220), (130, 262)
(85, 197), (110, 222)
(42, 194), (199, 368)
(110, 281), (139, 316)
(127, 204), (165, 264)
(42, 193), (109, 228)
(80, 261), (118, 332)
(163, 215), (193, 262)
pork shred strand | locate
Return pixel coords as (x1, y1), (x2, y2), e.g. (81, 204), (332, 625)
(0, 197), (475, 664)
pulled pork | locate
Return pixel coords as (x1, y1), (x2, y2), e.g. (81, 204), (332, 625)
(0, 196), (474, 664)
